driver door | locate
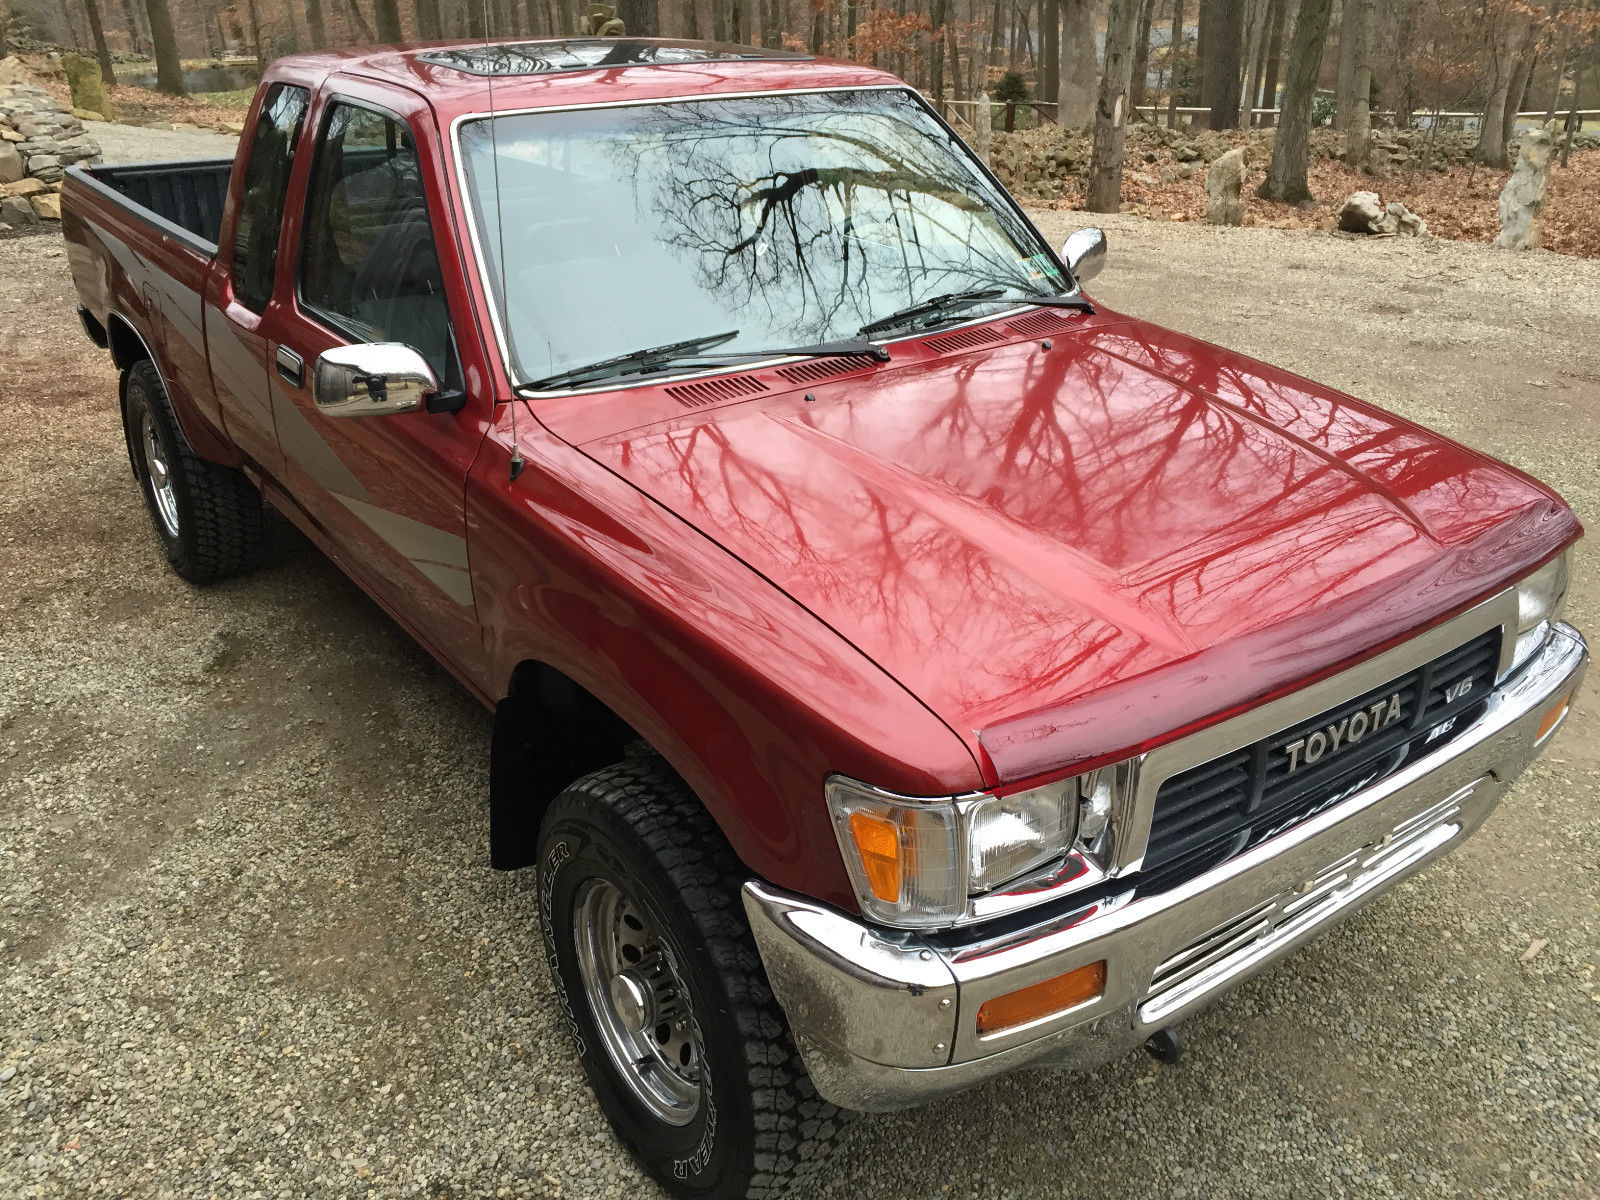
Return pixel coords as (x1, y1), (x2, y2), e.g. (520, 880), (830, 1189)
(259, 80), (491, 691)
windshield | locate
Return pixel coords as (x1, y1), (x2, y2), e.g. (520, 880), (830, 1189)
(457, 88), (1069, 388)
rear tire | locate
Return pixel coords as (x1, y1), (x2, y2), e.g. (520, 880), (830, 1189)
(537, 758), (847, 1199)
(123, 359), (263, 584)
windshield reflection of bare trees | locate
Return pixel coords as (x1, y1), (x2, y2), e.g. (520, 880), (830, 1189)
(616, 327), (1491, 723)
(605, 93), (1051, 342)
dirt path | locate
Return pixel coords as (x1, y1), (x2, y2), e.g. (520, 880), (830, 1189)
(1, 217), (1597, 1199)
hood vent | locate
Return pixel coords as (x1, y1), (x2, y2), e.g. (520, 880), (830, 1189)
(1007, 311), (1074, 339)
(664, 373), (769, 408)
(924, 325), (1005, 354)
(775, 355), (881, 385)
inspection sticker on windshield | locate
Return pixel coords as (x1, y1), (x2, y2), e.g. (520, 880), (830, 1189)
(1024, 253), (1065, 283)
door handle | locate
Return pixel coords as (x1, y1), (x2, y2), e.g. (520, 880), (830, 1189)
(276, 345), (305, 388)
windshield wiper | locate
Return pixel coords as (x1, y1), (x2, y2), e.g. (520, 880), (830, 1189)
(526, 330), (741, 390)
(695, 337), (892, 365)
(1013, 290), (1096, 313)
(857, 289), (1009, 339)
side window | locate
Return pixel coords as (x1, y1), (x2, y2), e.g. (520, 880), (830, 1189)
(230, 83), (309, 313)
(299, 102), (452, 378)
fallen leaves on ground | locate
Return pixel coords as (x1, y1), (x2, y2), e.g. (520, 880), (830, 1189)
(1057, 142), (1600, 258)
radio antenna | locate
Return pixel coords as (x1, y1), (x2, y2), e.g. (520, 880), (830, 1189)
(483, 0), (524, 482)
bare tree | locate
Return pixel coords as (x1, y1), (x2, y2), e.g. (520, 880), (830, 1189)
(1087, 0), (1144, 210)
(1130, 0), (1155, 108)
(1059, 0), (1098, 125)
(1476, 7), (1535, 167)
(1258, 0), (1334, 201)
(82, 0), (117, 87)
(1200, 0), (1245, 127)
(1041, 0), (1060, 107)
(414, 0), (442, 40)
(143, 0), (185, 95)
(373, 0), (404, 41)
(307, 0), (327, 47)
(1260, 0), (1289, 121)
(1342, 0), (1373, 165)
(1333, 0), (1357, 128)
(1168, 0), (1187, 126)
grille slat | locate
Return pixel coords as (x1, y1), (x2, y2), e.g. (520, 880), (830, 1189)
(1142, 630), (1501, 887)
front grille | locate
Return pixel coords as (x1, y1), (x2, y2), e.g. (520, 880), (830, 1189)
(1141, 630), (1500, 889)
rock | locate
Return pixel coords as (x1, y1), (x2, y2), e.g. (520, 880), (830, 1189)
(1496, 122), (1558, 250)
(1131, 171), (1161, 189)
(0, 195), (38, 227)
(1338, 190), (1388, 233)
(61, 54), (114, 122)
(0, 128), (21, 143)
(0, 139), (20, 184)
(71, 107), (106, 122)
(1386, 201), (1426, 237)
(1176, 142), (1202, 162)
(1177, 162), (1195, 180)
(2, 177), (46, 197)
(1204, 148), (1246, 225)
(28, 191), (59, 219)
(0, 57), (38, 87)
(1160, 167), (1176, 184)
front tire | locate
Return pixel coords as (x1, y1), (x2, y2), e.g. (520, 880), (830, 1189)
(123, 359), (264, 584)
(538, 759), (846, 1199)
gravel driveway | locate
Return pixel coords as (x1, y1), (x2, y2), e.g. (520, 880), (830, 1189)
(2, 212), (1597, 1199)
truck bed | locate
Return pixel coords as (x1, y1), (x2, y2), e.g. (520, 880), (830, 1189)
(69, 158), (233, 253)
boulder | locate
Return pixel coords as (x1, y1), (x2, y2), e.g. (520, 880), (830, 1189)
(1386, 201), (1427, 238)
(1338, 191), (1387, 233)
(1496, 121), (1558, 250)
(0, 57), (38, 87)
(1, 176), (46, 197)
(0, 138), (21, 184)
(1131, 171), (1161, 189)
(0, 195), (38, 227)
(61, 54), (113, 122)
(1204, 148), (1246, 225)
(28, 191), (60, 220)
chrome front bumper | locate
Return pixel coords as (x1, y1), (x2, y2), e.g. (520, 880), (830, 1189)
(743, 621), (1587, 1112)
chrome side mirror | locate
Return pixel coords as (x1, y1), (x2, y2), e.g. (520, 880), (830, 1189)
(312, 343), (438, 418)
(1062, 227), (1107, 284)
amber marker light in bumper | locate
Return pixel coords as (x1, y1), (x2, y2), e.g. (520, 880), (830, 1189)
(975, 960), (1107, 1035)
(1535, 693), (1571, 744)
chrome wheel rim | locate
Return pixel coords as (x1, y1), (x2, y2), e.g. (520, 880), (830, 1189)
(139, 409), (180, 538)
(572, 877), (703, 1125)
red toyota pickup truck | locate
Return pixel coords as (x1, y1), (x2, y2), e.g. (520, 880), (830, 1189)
(63, 37), (1586, 1199)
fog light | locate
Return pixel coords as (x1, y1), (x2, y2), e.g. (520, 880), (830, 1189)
(1535, 694), (1571, 744)
(975, 960), (1106, 1035)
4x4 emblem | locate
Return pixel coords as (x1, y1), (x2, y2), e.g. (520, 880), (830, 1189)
(1284, 692), (1404, 774)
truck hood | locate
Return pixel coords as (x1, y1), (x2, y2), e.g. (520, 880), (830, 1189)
(570, 315), (1578, 785)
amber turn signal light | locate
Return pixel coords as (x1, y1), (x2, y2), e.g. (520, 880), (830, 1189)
(1536, 693), (1571, 743)
(847, 811), (903, 903)
(975, 960), (1107, 1035)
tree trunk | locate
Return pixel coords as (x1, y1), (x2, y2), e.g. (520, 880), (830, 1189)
(1261, 0), (1288, 120)
(1502, 48), (1537, 153)
(1087, 0), (1143, 211)
(1238, 0), (1270, 122)
(1258, 0), (1333, 202)
(1333, 0), (1357, 129)
(1041, 0), (1060, 107)
(1560, 52), (1586, 167)
(414, 0), (441, 40)
(1058, 0), (1097, 126)
(348, 0), (380, 40)
(82, 0), (118, 87)
(1130, 0), (1154, 108)
(1341, 0), (1372, 166)
(1167, 0), (1185, 126)
(143, 0), (186, 95)
(371, 0), (404, 40)
(1476, 17), (1532, 168)
(1202, 0), (1244, 128)
(308, 0), (327, 46)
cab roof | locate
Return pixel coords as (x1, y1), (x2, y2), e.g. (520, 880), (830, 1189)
(278, 37), (906, 120)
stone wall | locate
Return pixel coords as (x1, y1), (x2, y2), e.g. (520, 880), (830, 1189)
(0, 77), (102, 232)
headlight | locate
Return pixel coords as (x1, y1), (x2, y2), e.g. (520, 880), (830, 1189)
(1512, 550), (1571, 668)
(827, 769), (1123, 929)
